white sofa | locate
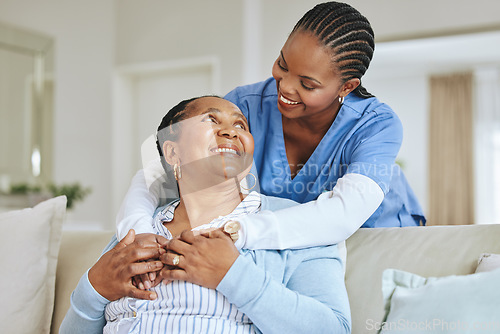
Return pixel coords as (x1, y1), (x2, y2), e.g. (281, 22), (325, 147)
(48, 224), (500, 333)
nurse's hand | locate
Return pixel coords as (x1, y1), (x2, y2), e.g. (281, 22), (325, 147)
(88, 229), (165, 301)
(158, 230), (239, 289)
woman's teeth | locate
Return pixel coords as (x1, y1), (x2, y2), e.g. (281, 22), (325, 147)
(280, 95), (300, 105)
(213, 148), (239, 155)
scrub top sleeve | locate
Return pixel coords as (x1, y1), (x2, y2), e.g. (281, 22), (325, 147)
(237, 173), (384, 250)
(115, 162), (162, 240)
(346, 112), (403, 194)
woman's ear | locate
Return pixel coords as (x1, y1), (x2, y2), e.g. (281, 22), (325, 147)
(162, 141), (179, 166)
(340, 78), (360, 98)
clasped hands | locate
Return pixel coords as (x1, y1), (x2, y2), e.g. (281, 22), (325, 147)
(88, 228), (240, 302)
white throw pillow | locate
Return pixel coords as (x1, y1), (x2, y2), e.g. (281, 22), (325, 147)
(379, 268), (500, 334)
(475, 253), (500, 273)
(0, 196), (66, 334)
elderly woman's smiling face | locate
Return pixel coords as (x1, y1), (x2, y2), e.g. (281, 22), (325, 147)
(165, 97), (254, 183)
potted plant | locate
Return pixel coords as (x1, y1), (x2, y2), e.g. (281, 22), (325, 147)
(1, 182), (91, 210)
(46, 182), (91, 210)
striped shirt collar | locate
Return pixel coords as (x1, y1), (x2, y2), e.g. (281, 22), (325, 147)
(153, 191), (261, 239)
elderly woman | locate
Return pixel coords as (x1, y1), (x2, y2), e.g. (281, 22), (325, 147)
(60, 96), (350, 334)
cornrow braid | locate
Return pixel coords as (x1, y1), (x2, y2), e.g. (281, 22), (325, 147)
(304, 6), (330, 31)
(292, 1), (375, 98)
(296, 5), (327, 30)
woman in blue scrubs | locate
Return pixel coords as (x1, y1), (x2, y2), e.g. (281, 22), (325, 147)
(117, 2), (425, 254)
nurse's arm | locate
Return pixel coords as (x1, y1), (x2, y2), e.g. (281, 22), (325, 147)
(236, 173), (383, 250)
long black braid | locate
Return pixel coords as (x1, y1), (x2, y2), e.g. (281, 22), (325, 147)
(292, 1), (375, 98)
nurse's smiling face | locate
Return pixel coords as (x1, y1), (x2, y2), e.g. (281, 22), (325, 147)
(271, 31), (359, 121)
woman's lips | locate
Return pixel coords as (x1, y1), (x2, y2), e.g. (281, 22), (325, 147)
(279, 94), (300, 105)
(278, 92), (302, 110)
(210, 144), (241, 156)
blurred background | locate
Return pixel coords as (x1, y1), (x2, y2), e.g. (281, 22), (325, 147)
(1, 0), (499, 230)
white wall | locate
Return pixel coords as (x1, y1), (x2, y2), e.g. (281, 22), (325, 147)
(115, 0), (243, 95)
(0, 0), (115, 229)
(363, 73), (429, 212)
(347, 0), (500, 40)
(259, 0), (320, 80)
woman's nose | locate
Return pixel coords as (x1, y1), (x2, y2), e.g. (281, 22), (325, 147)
(279, 74), (295, 94)
(217, 126), (238, 138)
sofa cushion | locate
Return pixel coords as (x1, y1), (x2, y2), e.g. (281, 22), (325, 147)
(379, 268), (500, 333)
(0, 196), (66, 334)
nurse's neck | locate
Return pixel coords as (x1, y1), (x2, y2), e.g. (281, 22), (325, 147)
(282, 105), (340, 137)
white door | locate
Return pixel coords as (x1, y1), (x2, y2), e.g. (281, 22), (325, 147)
(112, 59), (219, 217)
(134, 65), (213, 168)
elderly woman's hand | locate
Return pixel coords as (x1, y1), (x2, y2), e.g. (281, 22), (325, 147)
(88, 229), (166, 301)
(158, 229), (240, 289)
(132, 233), (170, 290)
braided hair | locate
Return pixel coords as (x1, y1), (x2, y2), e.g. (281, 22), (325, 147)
(292, 1), (375, 98)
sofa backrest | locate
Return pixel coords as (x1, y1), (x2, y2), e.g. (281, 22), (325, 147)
(345, 224), (500, 334)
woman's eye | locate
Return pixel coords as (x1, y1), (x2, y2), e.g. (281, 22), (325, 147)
(203, 115), (217, 123)
(277, 60), (287, 71)
(301, 82), (314, 91)
(234, 122), (246, 130)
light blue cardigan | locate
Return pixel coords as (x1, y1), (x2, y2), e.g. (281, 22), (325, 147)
(59, 195), (351, 334)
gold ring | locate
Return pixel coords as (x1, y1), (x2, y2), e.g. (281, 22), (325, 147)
(172, 254), (180, 266)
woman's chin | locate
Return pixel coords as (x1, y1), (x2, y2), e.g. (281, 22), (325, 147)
(221, 166), (245, 179)
(180, 154), (253, 190)
(215, 153), (252, 178)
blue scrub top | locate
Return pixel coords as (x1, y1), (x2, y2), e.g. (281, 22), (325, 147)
(225, 77), (425, 228)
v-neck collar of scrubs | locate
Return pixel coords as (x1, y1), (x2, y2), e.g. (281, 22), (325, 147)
(275, 103), (347, 183)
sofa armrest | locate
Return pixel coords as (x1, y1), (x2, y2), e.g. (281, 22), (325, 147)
(51, 230), (114, 334)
